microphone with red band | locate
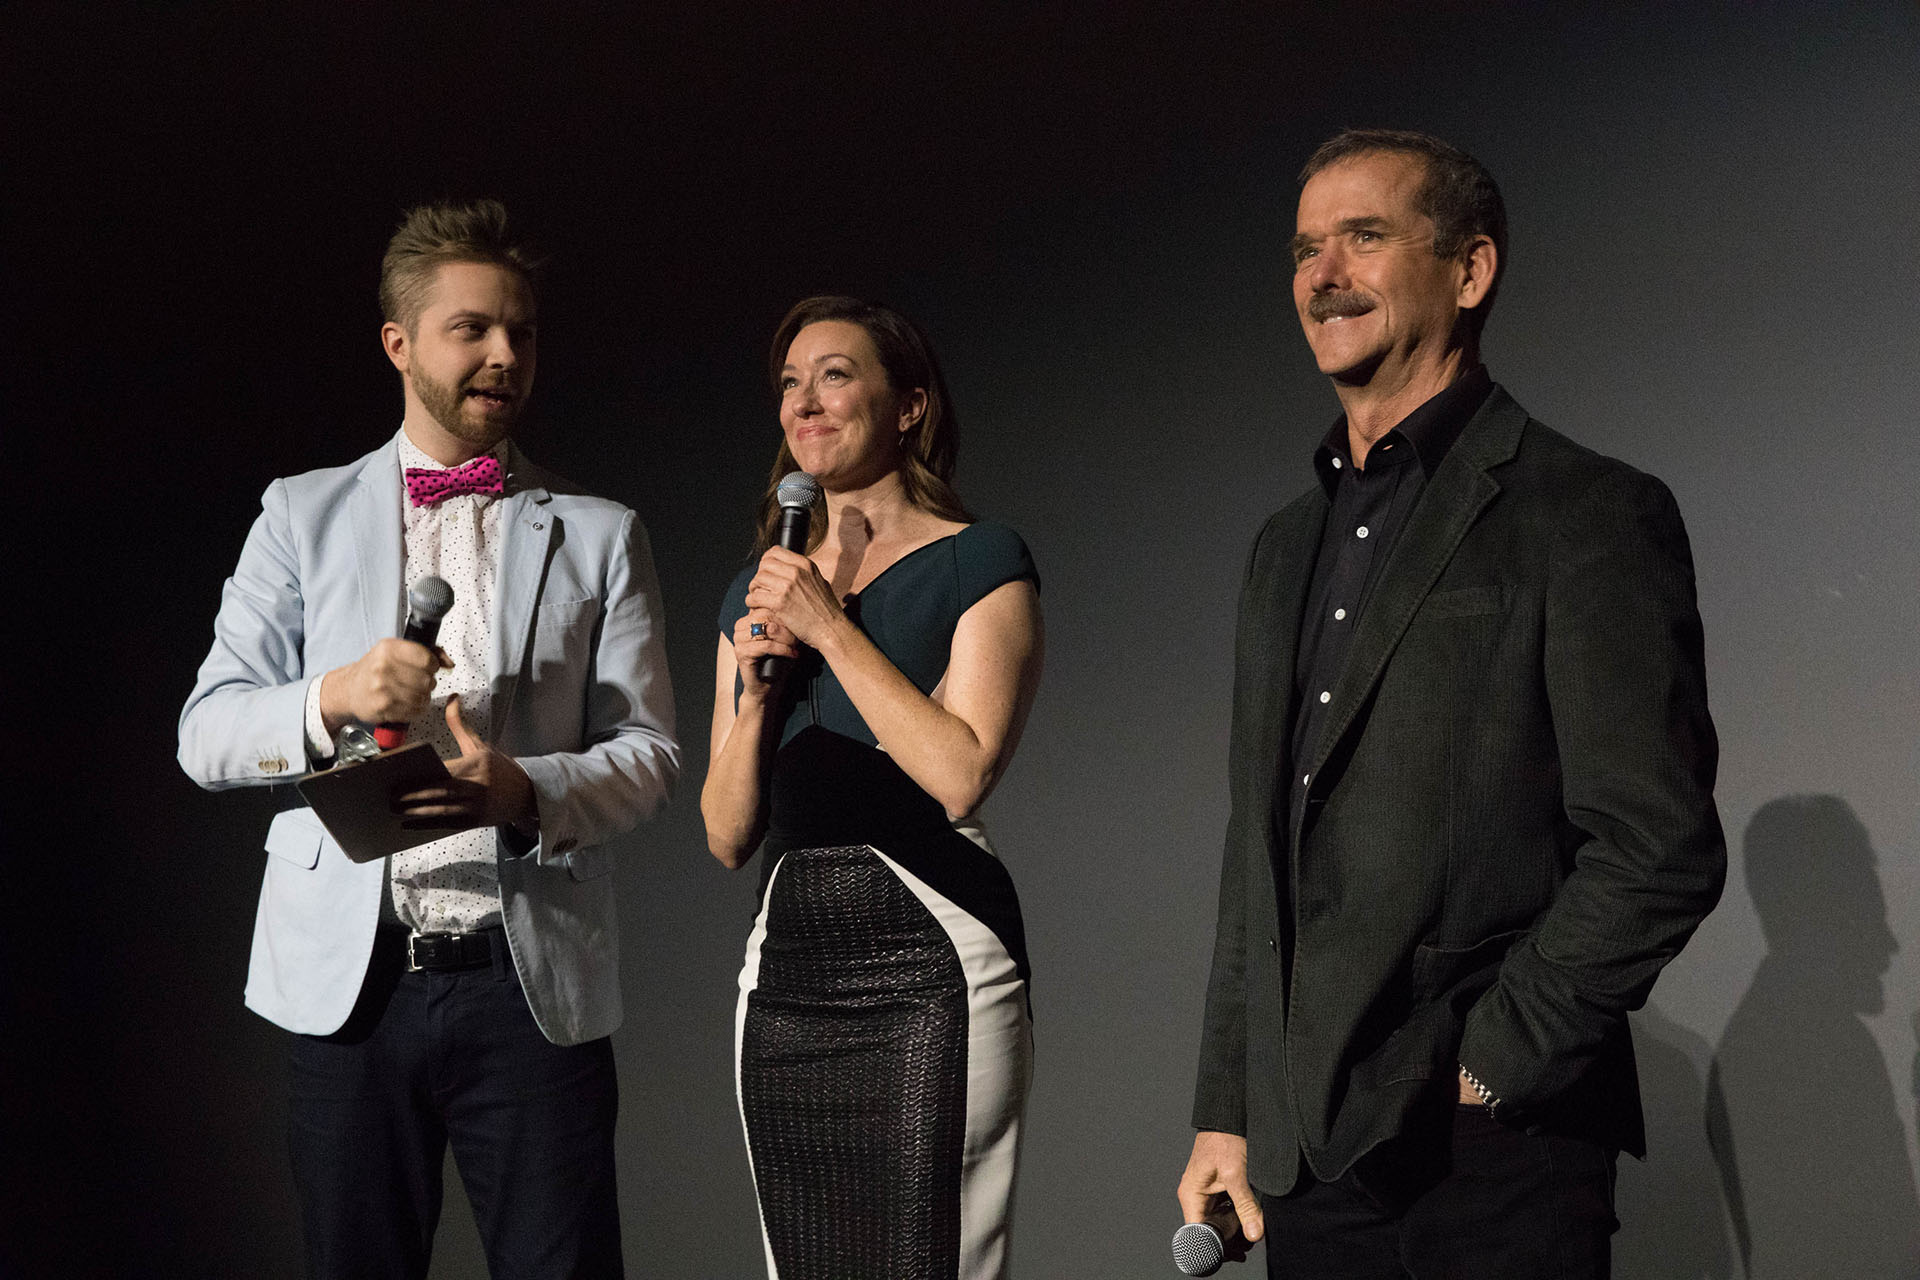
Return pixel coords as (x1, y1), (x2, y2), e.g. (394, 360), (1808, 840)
(373, 575), (454, 750)
(756, 471), (823, 683)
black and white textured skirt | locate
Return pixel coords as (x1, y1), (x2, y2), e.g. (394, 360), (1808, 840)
(735, 840), (1032, 1280)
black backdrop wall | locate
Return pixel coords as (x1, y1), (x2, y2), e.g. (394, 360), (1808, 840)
(8, 3), (1917, 1276)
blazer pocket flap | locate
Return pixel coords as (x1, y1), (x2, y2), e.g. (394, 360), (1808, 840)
(566, 845), (614, 882)
(1416, 584), (1513, 621)
(1410, 928), (1529, 1004)
(264, 807), (326, 870)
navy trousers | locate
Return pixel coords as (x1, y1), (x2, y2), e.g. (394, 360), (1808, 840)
(286, 930), (622, 1279)
(1261, 1105), (1617, 1280)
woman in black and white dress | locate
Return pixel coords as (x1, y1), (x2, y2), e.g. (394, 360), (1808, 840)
(703, 296), (1044, 1280)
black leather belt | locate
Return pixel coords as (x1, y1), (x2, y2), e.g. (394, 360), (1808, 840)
(404, 928), (502, 973)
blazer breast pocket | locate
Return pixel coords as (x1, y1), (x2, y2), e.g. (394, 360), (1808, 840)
(264, 807), (325, 870)
(1414, 584), (1513, 622)
(528, 597), (600, 673)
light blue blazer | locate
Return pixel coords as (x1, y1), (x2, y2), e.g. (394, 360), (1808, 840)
(178, 437), (680, 1045)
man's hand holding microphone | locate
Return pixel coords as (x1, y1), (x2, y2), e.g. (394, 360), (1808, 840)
(314, 575), (534, 833)
(317, 636), (449, 738)
(1174, 1130), (1263, 1275)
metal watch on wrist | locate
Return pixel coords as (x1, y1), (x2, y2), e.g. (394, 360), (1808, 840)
(1459, 1065), (1502, 1116)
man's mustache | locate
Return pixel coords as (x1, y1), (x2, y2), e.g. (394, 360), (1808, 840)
(1307, 291), (1375, 322)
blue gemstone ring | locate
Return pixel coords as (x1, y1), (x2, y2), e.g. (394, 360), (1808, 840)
(749, 622), (767, 639)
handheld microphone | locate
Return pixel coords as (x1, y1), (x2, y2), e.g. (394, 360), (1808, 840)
(373, 575), (455, 750)
(1172, 1199), (1246, 1276)
(756, 471), (822, 683)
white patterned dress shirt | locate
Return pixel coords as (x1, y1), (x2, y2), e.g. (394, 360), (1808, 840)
(302, 428), (509, 933)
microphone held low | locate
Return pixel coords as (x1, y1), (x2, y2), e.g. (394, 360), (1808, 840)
(1172, 1197), (1247, 1276)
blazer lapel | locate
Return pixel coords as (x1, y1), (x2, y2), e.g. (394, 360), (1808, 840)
(350, 440), (406, 651)
(488, 444), (555, 742)
(1301, 390), (1528, 791)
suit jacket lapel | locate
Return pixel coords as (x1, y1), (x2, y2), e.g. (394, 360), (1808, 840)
(1302, 389), (1528, 788)
(350, 440), (406, 651)
(489, 443), (555, 742)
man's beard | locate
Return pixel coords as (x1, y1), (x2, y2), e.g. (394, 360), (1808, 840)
(413, 366), (521, 450)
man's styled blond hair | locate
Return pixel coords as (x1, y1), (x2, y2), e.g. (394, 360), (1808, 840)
(377, 198), (539, 331)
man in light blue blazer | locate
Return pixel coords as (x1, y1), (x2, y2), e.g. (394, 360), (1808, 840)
(179, 199), (678, 1278)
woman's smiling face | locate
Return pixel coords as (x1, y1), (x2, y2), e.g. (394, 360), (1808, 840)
(778, 319), (924, 489)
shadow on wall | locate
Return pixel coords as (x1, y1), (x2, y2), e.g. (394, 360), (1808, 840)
(1615, 1004), (1735, 1278)
(1705, 795), (1920, 1279)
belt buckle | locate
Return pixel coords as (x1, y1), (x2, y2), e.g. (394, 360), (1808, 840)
(406, 932), (430, 972)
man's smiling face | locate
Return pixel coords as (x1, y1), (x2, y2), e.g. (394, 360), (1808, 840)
(1290, 149), (1472, 388)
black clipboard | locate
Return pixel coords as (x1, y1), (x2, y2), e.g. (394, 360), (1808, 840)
(295, 741), (456, 863)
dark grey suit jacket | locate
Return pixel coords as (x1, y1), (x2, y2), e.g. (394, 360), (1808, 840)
(1192, 386), (1725, 1194)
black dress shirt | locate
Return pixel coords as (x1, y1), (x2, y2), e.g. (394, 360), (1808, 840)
(1283, 366), (1494, 845)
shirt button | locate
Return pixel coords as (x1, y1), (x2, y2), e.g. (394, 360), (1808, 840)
(1334, 608), (1347, 620)
(1356, 525), (1370, 538)
(1331, 456), (1342, 469)
(1319, 691), (1331, 703)
(1302, 773), (1311, 786)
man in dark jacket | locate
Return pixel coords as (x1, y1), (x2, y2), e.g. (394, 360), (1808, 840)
(1176, 130), (1725, 1278)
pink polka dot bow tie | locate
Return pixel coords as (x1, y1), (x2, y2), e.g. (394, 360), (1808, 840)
(405, 455), (504, 507)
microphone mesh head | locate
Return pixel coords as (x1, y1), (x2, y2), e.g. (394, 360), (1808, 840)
(408, 575), (455, 622)
(775, 471), (822, 510)
(1171, 1221), (1226, 1277)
